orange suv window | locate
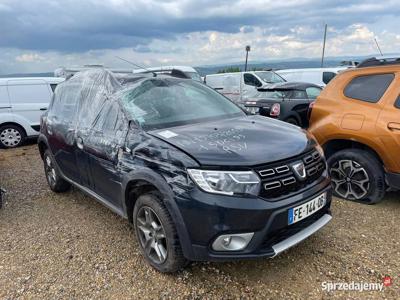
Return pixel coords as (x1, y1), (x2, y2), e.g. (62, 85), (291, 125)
(344, 73), (394, 103)
(395, 95), (400, 109)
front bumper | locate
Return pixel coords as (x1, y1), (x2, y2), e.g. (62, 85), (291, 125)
(175, 178), (332, 261)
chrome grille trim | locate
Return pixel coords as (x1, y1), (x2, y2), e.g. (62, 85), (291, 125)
(264, 181), (282, 190)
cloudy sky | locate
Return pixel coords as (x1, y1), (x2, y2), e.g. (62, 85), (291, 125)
(1, 0), (400, 74)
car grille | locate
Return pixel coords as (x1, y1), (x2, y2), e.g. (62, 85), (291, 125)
(254, 149), (326, 200)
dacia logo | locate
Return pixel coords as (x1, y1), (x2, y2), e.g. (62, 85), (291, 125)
(291, 161), (306, 180)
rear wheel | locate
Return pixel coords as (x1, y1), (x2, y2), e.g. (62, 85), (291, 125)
(133, 192), (187, 273)
(43, 150), (71, 193)
(285, 117), (300, 126)
(0, 124), (26, 148)
(327, 149), (386, 204)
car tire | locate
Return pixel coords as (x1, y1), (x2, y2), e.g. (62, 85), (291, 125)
(133, 192), (188, 273)
(0, 124), (26, 148)
(285, 117), (300, 127)
(43, 149), (71, 193)
(327, 149), (386, 204)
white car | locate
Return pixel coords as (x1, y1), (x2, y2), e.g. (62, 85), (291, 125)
(205, 71), (286, 103)
(0, 77), (64, 148)
(276, 67), (349, 87)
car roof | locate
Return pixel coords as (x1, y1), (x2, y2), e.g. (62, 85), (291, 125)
(259, 81), (321, 91)
(276, 67), (348, 73)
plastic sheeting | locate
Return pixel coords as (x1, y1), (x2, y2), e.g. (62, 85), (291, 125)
(46, 69), (196, 198)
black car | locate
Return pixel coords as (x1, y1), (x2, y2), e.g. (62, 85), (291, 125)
(244, 82), (322, 128)
(38, 69), (332, 272)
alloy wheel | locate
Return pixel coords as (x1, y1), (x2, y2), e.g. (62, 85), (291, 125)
(330, 159), (370, 200)
(136, 206), (168, 264)
(0, 128), (22, 147)
(45, 155), (57, 187)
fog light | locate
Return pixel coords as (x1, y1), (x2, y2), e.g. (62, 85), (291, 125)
(212, 233), (254, 251)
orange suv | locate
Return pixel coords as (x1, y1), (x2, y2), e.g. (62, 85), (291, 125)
(309, 56), (400, 203)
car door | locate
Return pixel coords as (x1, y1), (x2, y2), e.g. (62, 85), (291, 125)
(0, 85), (11, 117)
(46, 82), (81, 183)
(377, 93), (400, 170)
(82, 101), (128, 207)
(7, 80), (52, 131)
(242, 73), (262, 101)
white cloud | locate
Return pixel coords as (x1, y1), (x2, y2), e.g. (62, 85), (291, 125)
(15, 53), (45, 63)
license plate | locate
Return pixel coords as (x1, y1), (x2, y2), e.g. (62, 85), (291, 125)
(288, 193), (326, 225)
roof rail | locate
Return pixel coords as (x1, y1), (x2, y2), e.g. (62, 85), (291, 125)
(54, 66), (134, 78)
(357, 55), (400, 68)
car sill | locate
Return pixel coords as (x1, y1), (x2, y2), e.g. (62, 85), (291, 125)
(272, 214), (332, 257)
(63, 176), (126, 218)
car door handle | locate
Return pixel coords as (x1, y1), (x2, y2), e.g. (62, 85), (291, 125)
(388, 122), (400, 131)
(40, 107), (47, 111)
(76, 137), (84, 149)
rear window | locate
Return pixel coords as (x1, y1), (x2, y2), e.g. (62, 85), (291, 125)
(344, 74), (394, 103)
(395, 95), (400, 109)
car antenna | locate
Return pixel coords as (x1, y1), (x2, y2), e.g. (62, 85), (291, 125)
(115, 56), (157, 77)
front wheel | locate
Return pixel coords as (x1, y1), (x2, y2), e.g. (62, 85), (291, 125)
(0, 125), (26, 148)
(327, 149), (386, 204)
(133, 193), (188, 273)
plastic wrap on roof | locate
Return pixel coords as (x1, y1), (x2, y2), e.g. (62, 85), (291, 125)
(49, 69), (123, 145)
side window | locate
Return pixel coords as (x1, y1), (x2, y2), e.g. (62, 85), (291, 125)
(93, 101), (123, 133)
(306, 87), (322, 99)
(8, 84), (51, 103)
(48, 84), (80, 124)
(395, 95), (400, 109)
(322, 72), (336, 84)
(344, 74), (394, 103)
(292, 90), (308, 99)
(50, 84), (58, 92)
(244, 74), (262, 87)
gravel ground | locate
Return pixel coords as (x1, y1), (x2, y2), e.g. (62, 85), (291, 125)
(0, 144), (399, 299)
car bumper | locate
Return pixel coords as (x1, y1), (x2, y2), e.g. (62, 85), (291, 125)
(386, 171), (400, 190)
(175, 178), (332, 261)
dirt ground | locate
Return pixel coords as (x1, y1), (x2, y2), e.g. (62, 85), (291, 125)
(0, 144), (398, 299)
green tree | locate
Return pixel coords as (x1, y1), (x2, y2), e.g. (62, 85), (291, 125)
(217, 67), (241, 73)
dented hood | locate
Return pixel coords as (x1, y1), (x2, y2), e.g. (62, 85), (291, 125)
(148, 115), (315, 166)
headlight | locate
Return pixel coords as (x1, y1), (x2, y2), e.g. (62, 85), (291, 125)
(187, 169), (261, 196)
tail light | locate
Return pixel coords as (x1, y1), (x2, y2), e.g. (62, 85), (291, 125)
(269, 103), (280, 117)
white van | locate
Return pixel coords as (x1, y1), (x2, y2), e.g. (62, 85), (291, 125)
(276, 67), (348, 87)
(0, 77), (64, 148)
(205, 71), (286, 103)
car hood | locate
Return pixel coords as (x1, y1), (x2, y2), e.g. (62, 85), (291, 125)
(148, 115), (315, 166)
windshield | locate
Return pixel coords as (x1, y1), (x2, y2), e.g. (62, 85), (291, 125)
(121, 78), (245, 130)
(186, 71), (202, 81)
(256, 71), (285, 84)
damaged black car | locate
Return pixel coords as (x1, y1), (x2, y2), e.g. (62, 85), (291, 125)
(244, 82), (322, 128)
(38, 69), (332, 273)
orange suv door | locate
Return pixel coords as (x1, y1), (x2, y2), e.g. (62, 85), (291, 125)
(376, 93), (400, 172)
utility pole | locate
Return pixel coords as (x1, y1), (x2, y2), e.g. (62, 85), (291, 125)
(245, 45), (251, 71)
(321, 24), (327, 68)
(374, 37), (383, 56)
